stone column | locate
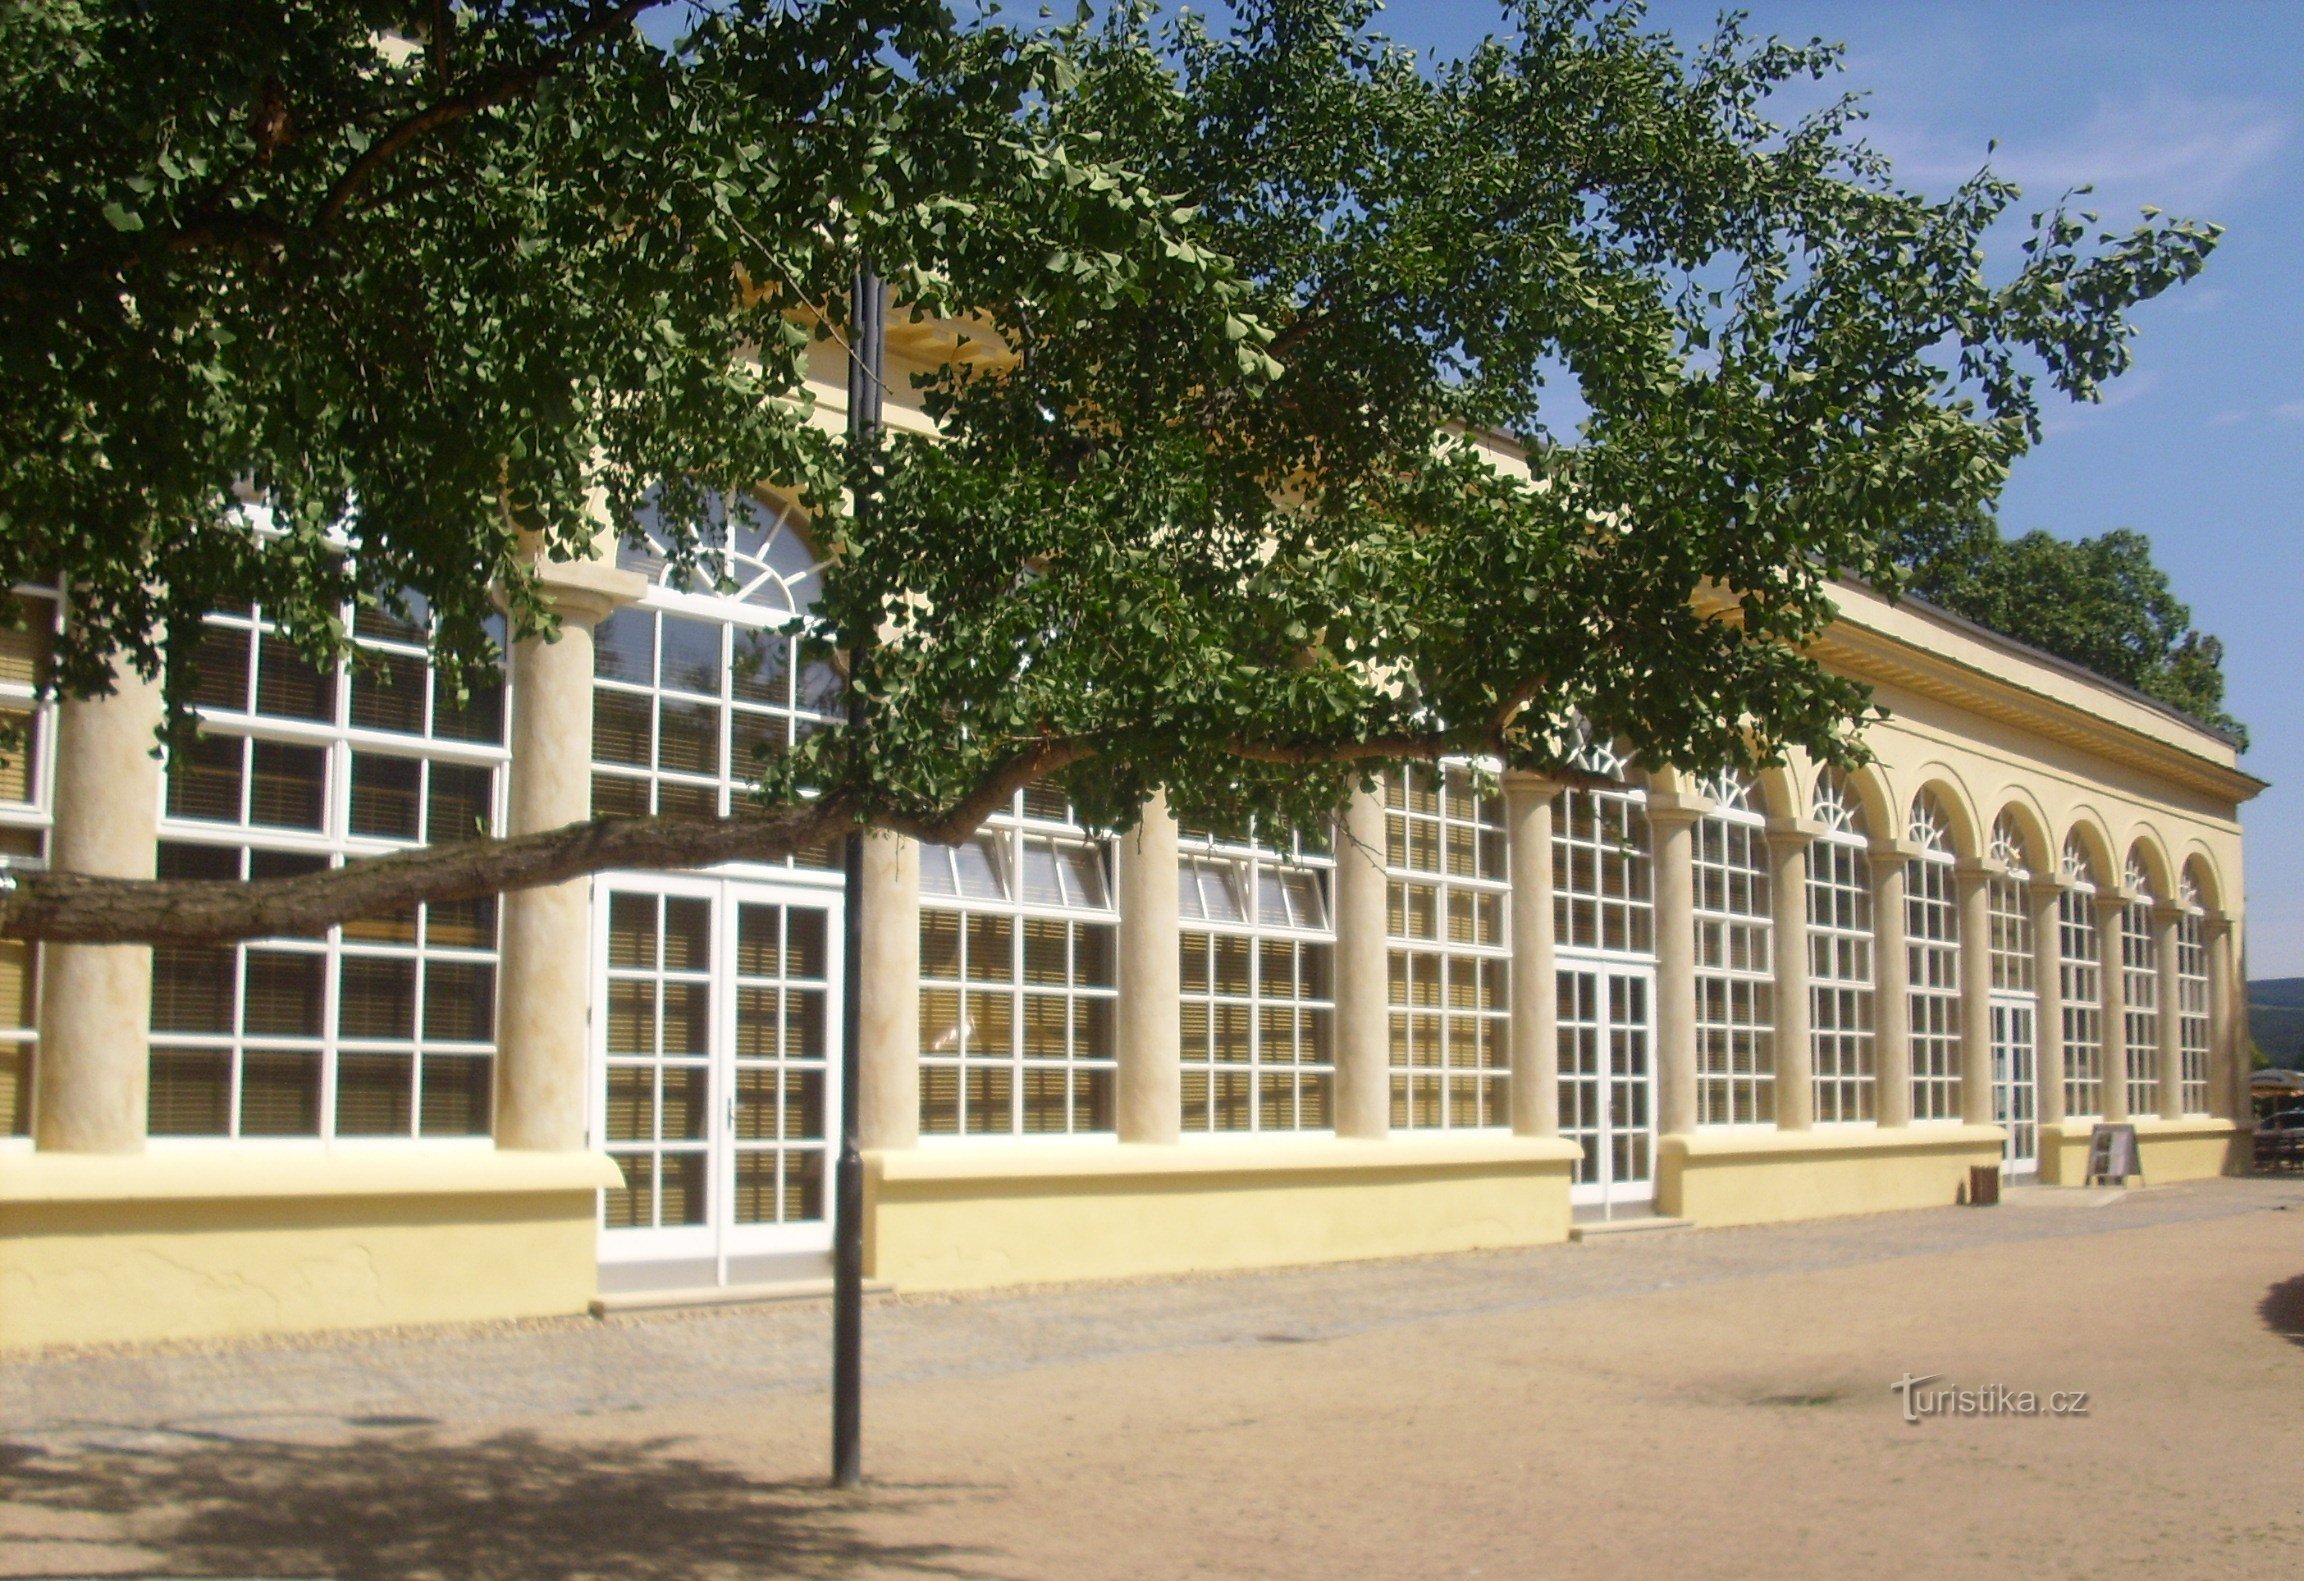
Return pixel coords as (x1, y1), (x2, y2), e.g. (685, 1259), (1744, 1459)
(495, 563), (643, 1152)
(2032, 881), (2067, 1129)
(2205, 915), (2238, 1121)
(2155, 903), (2186, 1120)
(1504, 774), (1560, 1137)
(1765, 821), (1815, 1131)
(2096, 893), (2130, 1124)
(1870, 845), (1913, 1127)
(1955, 862), (1995, 1128)
(35, 655), (164, 1153)
(857, 831), (921, 1149)
(1333, 786), (1391, 1139)
(1115, 791), (1181, 1143)
(1649, 800), (1702, 1138)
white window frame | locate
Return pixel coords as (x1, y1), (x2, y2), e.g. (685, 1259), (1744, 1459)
(1385, 761), (1512, 1133)
(1177, 821), (1337, 1137)
(1906, 794), (1962, 1124)
(1807, 771), (1875, 1124)
(1693, 770), (1773, 1128)
(148, 601), (509, 1148)
(2058, 838), (2104, 1119)
(918, 787), (1119, 1141)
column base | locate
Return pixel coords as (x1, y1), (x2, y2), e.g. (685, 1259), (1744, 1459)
(1657, 1124), (2005, 1227)
(0, 1150), (621, 1350)
(864, 1136), (1581, 1291)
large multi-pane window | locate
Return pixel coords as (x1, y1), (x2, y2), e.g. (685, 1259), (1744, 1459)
(593, 501), (841, 871)
(149, 601), (507, 1140)
(2176, 870), (2210, 1115)
(1552, 759), (1652, 956)
(0, 588), (56, 1138)
(1386, 764), (1510, 1130)
(2121, 851), (2160, 1116)
(919, 785), (1117, 1136)
(1693, 770), (1772, 1126)
(1988, 814), (2033, 993)
(1177, 822), (1336, 1134)
(2058, 837), (2104, 1117)
(1906, 793), (1961, 1122)
(1808, 770), (1875, 1122)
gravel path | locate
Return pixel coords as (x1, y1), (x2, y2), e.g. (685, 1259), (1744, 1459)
(7, 1175), (2299, 1450)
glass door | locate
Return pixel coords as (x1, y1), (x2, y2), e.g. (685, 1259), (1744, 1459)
(1991, 997), (2038, 1175)
(1559, 964), (1656, 1212)
(593, 874), (842, 1290)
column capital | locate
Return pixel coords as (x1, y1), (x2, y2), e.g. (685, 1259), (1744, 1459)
(521, 557), (649, 627)
(2150, 899), (2198, 926)
(1644, 793), (1709, 827)
(1953, 857), (2000, 884)
(1763, 815), (1825, 849)
(1868, 836), (1923, 863)
(1500, 768), (1566, 799)
(2200, 907), (2235, 937)
(2094, 886), (2141, 917)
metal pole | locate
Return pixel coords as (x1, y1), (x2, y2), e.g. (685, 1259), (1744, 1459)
(833, 262), (883, 1490)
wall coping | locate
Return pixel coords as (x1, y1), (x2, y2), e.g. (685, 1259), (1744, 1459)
(2037, 1116), (2239, 1143)
(869, 1136), (1581, 1187)
(0, 1148), (623, 1206)
(1662, 1124), (2004, 1165)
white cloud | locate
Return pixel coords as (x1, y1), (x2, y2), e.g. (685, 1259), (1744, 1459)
(1867, 87), (2291, 216)
(2275, 400), (2304, 423)
(2040, 367), (2162, 437)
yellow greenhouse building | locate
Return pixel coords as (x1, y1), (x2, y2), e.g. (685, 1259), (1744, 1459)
(0, 330), (2265, 1348)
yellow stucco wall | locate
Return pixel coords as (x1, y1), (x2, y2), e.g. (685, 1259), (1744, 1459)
(1657, 1125), (2005, 1227)
(0, 1151), (618, 1350)
(2034, 1117), (2245, 1187)
(864, 1138), (1580, 1292)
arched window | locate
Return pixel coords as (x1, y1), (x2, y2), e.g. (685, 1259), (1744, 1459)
(1988, 814), (2033, 993)
(1906, 793), (1961, 1122)
(592, 492), (841, 870)
(1386, 763), (1510, 1130)
(2121, 849), (2159, 1116)
(1693, 770), (1772, 1125)
(2177, 869), (2210, 1115)
(1177, 819), (1336, 1134)
(1987, 812), (2039, 1170)
(1552, 750), (1652, 955)
(2057, 837), (2103, 1117)
(919, 782), (1118, 1136)
(1808, 769), (1874, 1122)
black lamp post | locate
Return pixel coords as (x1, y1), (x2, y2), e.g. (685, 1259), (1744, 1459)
(832, 261), (883, 1490)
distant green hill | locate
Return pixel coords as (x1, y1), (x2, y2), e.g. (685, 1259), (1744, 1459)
(2248, 979), (2304, 1069)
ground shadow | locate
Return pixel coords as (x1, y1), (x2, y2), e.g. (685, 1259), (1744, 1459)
(0, 1429), (999, 1580)
(2260, 1273), (2304, 1348)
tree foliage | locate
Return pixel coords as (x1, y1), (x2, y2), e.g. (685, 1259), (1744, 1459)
(0, 0), (2221, 942)
(1879, 515), (2242, 745)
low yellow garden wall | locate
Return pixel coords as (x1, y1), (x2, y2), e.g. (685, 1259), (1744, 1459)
(864, 1136), (1581, 1292)
(0, 1150), (620, 1350)
(2035, 1116), (2245, 1186)
(1657, 1125), (2005, 1227)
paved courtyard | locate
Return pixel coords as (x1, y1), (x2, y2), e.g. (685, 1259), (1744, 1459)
(5, 1175), (2303, 1579)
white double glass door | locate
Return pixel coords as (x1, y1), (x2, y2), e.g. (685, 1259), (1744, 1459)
(592, 874), (843, 1287)
(1558, 963), (1657, 1210)
(1991, 996), (2038, 1175)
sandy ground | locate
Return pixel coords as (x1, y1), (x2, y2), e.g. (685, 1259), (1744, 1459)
(5, 1176), (2303, 1580)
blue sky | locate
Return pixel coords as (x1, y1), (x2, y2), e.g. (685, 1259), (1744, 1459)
(1365, 1), (2302, 974)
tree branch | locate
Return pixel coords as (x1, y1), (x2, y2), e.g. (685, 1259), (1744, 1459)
(314, 0), (649, 229)
(1, 796), (853, 945)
